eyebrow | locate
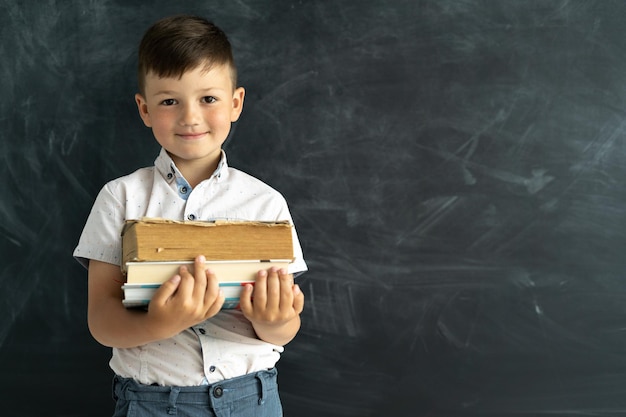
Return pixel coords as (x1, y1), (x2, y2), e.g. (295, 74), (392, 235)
(152, 88), (226, 97)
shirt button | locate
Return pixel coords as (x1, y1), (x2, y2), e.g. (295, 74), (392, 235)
(180, 186), (188, 194)
(213, 386), (223, 398)
(187, 214), (196, 221)
(209, 365), (216, 373)
(198, 328), (206, 335)
(167, 173), (173, 179)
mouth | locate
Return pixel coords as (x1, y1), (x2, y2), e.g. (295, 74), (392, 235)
(176, 132), (208, 140)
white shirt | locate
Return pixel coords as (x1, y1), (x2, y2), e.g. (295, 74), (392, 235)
(74, 148), (307, 386)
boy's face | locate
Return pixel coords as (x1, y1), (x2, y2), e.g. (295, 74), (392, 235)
(135, 63), (244, 170)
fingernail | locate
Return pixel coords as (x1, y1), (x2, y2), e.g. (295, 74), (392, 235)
(198, 255), (206, 263)
(259, 269), (267, 277)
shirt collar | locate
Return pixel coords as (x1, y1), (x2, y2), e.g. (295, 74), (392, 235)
(154, 148), (230, 185)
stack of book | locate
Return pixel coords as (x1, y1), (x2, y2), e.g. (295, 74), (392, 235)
(120, 218), (294, 309)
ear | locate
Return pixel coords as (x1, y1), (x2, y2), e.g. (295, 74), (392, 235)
(135, 93), (152, 127)
(230, 87), (245, 122)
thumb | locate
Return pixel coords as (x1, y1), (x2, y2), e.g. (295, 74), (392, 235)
(292, 284), (304, 314)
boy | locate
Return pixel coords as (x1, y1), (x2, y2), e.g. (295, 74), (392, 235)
(73, 15), (307, 417)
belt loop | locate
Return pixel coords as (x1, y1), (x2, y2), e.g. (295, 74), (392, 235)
(112, 375), (120, 401)
(167, 387), (180, 415)
(256, 371), (267, 405)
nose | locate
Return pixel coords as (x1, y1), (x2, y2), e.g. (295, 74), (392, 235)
(179, 102), (201, 126)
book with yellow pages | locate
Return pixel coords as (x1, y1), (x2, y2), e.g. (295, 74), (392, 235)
(122, 218), (294, 268)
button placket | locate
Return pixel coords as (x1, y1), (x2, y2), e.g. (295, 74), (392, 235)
(185, 186), (203, 221)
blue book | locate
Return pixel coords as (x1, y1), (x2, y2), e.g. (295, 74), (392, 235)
(122, 282), (254, 310)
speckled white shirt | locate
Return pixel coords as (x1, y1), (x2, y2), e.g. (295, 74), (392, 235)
(73, 148), (307, 386)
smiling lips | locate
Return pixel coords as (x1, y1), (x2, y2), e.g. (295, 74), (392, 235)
(177, 132), (208, 140)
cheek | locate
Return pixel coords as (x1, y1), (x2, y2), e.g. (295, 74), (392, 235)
(149, 111), (174, 132)
(208, 110), (234, 127)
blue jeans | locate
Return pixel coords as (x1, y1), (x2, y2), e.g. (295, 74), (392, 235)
(112, 368), (282, 417)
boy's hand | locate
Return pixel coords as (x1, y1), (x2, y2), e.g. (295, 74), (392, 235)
(240, 267), (304, 345)
(147, 255), (224, 339)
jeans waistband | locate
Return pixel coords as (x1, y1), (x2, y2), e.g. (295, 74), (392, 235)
(113, 368), (277, 407)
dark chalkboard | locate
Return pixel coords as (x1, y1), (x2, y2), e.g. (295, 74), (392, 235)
(3, 0), (626, 415)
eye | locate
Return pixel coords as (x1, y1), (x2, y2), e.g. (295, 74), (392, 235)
(201, 96), (217, 104)
(161, 98), (177, 106)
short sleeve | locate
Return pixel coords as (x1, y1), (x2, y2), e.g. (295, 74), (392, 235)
(73, 181), (126, 269)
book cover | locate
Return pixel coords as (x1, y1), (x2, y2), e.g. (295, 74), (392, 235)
(122, 282), (253, 309)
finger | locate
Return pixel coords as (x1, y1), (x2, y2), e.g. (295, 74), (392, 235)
(265, 267), (281, 311)
(175, 265), (194, 300)
(253, 269), (268, 310)
(239, 284), (254, 316)
(203, 268), (221, 307)
(292, 284), (304, 314)
(150, 274), (181, 306)
(278, 270), (294, 310)
(191, 255), (208, 301)
(203, 284), (225, 318)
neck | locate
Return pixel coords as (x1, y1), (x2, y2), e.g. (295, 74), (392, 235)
(169, 152), (221, 188)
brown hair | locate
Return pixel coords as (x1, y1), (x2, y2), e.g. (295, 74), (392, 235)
(137, 15), (237, 95)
